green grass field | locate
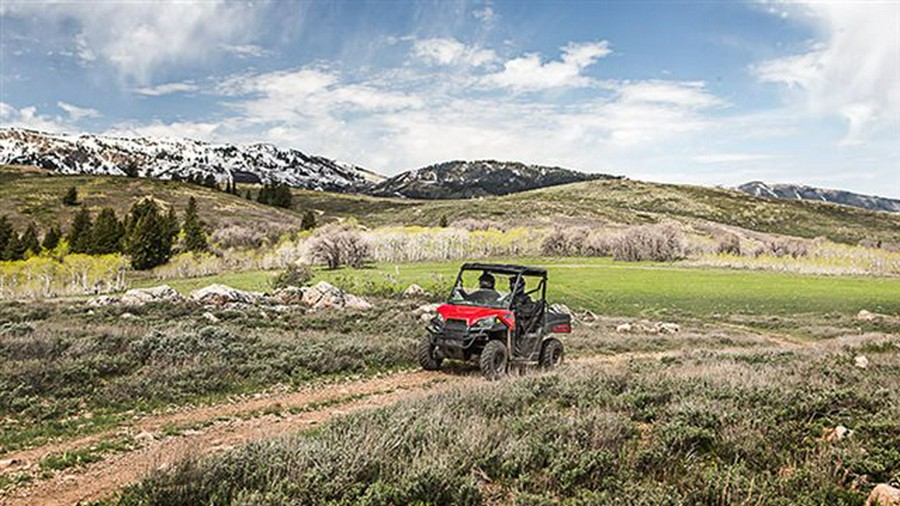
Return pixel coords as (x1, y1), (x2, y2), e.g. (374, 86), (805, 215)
(136, 257), (900, 320)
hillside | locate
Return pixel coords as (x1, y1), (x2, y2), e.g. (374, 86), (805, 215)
(317, 178), (900, 244)
(737, 181), (900, 213)
(367, 160), (619, 199)
(0, 128), (381, 191)
(0, 165), (303, 232)
(3, 165), (899, 246)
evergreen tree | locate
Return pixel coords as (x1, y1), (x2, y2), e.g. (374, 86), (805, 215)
(244, 189), (253, 200)
(439, 214), (449, 228)
(90, 208), (124, 254)
(62, 187), (79, 206)
(125, 199), (173, 270)
(123, 161), (140, 178)
(257, 184), (271, 205)
(21, 223), (40, 256)
(272, 183), (293, 208)
(0, 216), (12, 257)
(202, 174), (217, 189)
(67, 208), (93, 254)
(164, 207), (179, 244)
(3, 232), (25, 261)
(301, 210), (317, 231)
(182, 197), (207, 252)
(42, 225), (62, 251)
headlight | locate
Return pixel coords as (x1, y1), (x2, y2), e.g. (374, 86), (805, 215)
(474, 316), (499, 328)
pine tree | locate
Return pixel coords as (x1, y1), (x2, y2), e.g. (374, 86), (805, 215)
(244, 189), (253, 200)
(62, 187), (79, 206)
(301, 210), (317, 231)
(182, 197), (208, 252)
(164, 207), (179, 244)
(68, 208), (93, 254)
(42, 225), (62, 251)
(439, 214), (449, 228)
(257, 184), (271, 205)
(90, 208), (124, 255)
(0, 216), (12, 258)
(3, 232), (25, 261)
(125, 199), (173, 270)
(21, 223), (40, 256)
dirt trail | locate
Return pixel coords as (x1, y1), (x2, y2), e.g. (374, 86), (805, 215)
(0, 343), (791, 505)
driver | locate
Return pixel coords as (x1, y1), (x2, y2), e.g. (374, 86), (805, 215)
(467, 272), (500, 304)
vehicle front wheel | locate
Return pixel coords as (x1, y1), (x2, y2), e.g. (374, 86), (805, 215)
(539, 338), (564, 369)
(417, 335), (443, 371)
(480, 340), (508, 381)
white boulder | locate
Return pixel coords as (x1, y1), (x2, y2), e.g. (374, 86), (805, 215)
(121, 285), (182, 306)
(866, 484), (900, 506)
(302, 281), (372, 310)
(616, 323), (633, 333)
(403, 284), (429, 297)
(190, 284), (260, 306)
(855, 355), (870, 369)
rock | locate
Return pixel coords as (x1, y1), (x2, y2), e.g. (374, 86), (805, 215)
(190, 284), (260, 306)
(302, 281), (372, 311)
(857, 309), (879, 322)
(134, 431), (155, 444)
(272, 286), (306, 305)
(87, 295), (120, 307)
(855, 355), (870, 369)
(120, 312), (138, 320)
(202, 312), (220, 323)
(866, 484), (900, 506)
(581, 310), (597, 323)
(551, 303), (573, 315)
(403, 284), (428, 297)
(616, 323), (632, 333)
(823, 425), (853, 442)
(414, 303), (441, 316)
(657, 322), (681, 334)
(121, 285), (182, 306)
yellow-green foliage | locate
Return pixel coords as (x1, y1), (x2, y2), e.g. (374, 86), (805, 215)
(693, 241), (900, 276)
(0, 253), (127, 299)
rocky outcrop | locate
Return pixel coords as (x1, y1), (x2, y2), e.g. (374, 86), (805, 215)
(121, 285), (182, 306)
(189, 284), (261, 306)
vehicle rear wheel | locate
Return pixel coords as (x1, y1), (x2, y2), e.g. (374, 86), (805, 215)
(539, 338), (564, 369)
(480, 340), (508, 380)
(417, 335), (442, 371)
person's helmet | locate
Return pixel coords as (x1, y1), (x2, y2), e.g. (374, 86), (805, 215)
(478, 272), (495, 289)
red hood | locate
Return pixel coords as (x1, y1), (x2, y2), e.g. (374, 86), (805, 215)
(437, 304), (514, 328)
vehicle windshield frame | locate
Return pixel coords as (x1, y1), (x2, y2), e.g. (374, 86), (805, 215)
(446, 266), (547, 309)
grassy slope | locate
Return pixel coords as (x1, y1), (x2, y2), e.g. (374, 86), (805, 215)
(137, 257), (900, 321)
(337, 179), (900, 244)
(0, 166), (303, 231)
(3, 165), (899, 244)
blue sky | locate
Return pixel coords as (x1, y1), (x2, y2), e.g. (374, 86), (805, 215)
(1, 1), (898, 197)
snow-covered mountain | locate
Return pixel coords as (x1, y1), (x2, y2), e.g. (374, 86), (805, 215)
(737, 181), (900, 213)
(368, 160), (621, 199)
(0, 128), (382, 191)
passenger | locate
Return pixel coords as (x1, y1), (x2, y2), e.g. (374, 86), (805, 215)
(467, 272), (500, 304)
(509, 276), (532, 306)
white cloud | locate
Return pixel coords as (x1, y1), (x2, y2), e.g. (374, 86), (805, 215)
(412, 38), (497, 67)
(0, 103), (72, 132)
(3, 1), (264, 84)
(693, 153), (774, 164)
(222, 44), (269, 58)
(105, 121), (224, 141)
(57, 101), (101, 121)
(472, 5), (496, 24)
(485, 41), (611, 91)
(754, 2), (900, 143)
(133, 82), (199, 97)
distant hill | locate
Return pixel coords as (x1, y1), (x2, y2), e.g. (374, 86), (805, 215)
(367, 160), (621, 199)
(0, 127), (382, 192)
(737, 181), (900, 213)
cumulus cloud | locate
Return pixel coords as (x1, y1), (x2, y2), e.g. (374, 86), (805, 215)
(412, 38), (497, 67)
(57, 101), (101, 121)
(0, 103), (72, 132)
(2, 1), (264, 84)
(754, 2), (900, 144)
(485, 41), (612, 91)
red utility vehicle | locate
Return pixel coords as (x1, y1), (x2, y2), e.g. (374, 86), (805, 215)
(418, 263), (571, 380)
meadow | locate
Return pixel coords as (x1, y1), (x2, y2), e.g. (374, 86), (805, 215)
(136, 257), (900, 322)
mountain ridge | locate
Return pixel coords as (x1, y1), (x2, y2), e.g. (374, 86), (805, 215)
(736, 181), (900, 213)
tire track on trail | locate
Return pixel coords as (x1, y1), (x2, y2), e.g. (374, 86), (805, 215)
(1, 341), (795, 505)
